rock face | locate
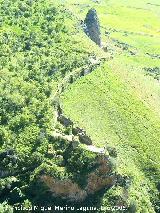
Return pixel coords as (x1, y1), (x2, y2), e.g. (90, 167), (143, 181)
(41, 176), (87, 202)
(84, 9), (101, 46)
(57, 115), (73, 127)
(79, 134), (92, 145)
(72, 127), (92, 145)
(49, 104), (119, 202)
(41, 155), (116, 202)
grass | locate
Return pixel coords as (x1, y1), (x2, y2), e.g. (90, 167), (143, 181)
(61, 61), (160, 212)
(61, 0), (160, 212)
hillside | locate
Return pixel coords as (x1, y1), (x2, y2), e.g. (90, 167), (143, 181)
(61, 0), (160, 212)
(0, 0), (160, 212)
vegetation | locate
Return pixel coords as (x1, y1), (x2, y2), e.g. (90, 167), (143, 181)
(0, 0), (102, 211)
(0, 0), (160, 212)
(61, 0), (160, 212)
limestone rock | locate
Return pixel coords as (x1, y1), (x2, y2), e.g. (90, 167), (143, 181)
(84, 9), (101, 46)
(72, 127), (92, 145)
(41, 175), (87, 202)
(41, 156), (117, 202)
(72, 127), (85, 135)
(57, 115), (73, 127)
(79, 134), (92, 145)
(85, 145), (107, 154)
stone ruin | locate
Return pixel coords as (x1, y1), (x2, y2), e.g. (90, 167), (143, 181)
(84, 9), (101, 47)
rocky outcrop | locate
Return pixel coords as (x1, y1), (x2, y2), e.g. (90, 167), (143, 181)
(57, 115), (73, 127)
(80, 68), (91, 77)
(52, 131), (74, 142)
(41, 155), (117, 202)
(41, 175), (87, 202)
(40, 96), (126, 204)
(84, 9), (101, 46)
(72, 127), (84, 135)
(73, 127), (92, 145)
(85, 145), (106, 154)
(85, 155), (116, 194)
(79, 134), (92, 145)
(56, 105), (93, 145)
(48, 53), (121, 203)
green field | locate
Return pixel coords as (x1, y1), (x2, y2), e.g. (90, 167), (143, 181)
(61, 0), (160, 212)
(0, 0), (160, 212)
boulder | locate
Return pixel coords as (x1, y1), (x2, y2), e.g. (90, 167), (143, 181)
(57, 115), (73, 127)
(57, 104), (63, 117)
(79, 134), (92, 145)
(72, 127), (86, 135)
(72, 127), (92, 145)
(84, 9), (101, 46)
(85, 145), (107, 154)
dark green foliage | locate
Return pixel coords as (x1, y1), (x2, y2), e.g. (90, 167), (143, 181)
(0, 0), (93, 208)
(0, 202), (13, 213)
(65, 147), (97, 174)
